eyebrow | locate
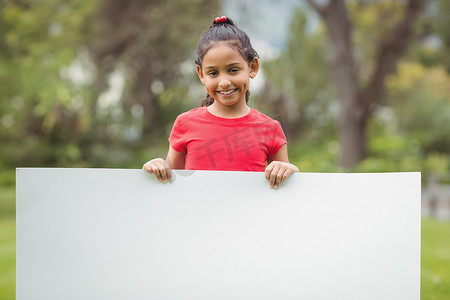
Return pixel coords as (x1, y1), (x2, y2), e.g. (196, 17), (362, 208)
(204, 62), (243, 70)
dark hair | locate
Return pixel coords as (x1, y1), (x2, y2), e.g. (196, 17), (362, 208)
(195, 17), (259, 107)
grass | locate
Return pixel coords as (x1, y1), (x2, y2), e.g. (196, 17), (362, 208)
(1, 185), (449, 299)
(0, 185), (15, 300)
(421, 218), (450, 299)
(0, 218), (15, 300)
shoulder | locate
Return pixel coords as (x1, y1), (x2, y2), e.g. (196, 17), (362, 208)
(170, 107), (208, 138)
(250, 109), (281, 126)
(249, 109), (286, 141)
(174, 107), (207, 124)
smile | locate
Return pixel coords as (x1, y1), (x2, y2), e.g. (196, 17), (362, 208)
(217, 88), (237, 96)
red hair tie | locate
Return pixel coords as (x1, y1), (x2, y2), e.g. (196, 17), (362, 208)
(214, 16), (227, 24)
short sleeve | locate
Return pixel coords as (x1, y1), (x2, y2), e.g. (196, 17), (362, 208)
(168, 116), (187, 153)
(268, 121), (287, 158)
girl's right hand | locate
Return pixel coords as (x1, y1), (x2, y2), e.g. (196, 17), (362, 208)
(143, 158), (172, 182)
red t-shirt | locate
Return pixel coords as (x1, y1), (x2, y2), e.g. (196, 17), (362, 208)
(169, 107), (287, 171)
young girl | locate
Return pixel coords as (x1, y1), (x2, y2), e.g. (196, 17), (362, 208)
(143, 16), (299, 189)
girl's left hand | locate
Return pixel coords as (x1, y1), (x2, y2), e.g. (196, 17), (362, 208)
(265, 161), (299, 189)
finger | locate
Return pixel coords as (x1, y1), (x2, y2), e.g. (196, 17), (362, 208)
(158, 166), (167, 182)
(265, 162), (275, 181)
(151, 166), (162, 182)
(155, 162), (172, 183)
(150, 160), (164, 181)
(155, 159), (173, 182)
(163, 159), (172, 181)
(142, 162), (153, 173)
(273, 171), (284, 189)
(143, 159), (162, 172)
(275, 168), (291, 188)
(269, 164), (281, 188)
(160, 168), (171, 182)
(273, 168), (286, 189)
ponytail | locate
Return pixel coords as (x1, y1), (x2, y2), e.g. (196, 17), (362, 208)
(200, 95), (214, 107)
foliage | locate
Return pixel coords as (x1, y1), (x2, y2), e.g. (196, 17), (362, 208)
(0, 0), (99, 169)
(305, 0), (426, 168)
(348, 0), (406, 83)
(263, 1), (449, 180)
(86, 0), (220, 139)
(385, 62), (450, 154)
(0, 0), (449, 184)
(287, 138), (340, 173)
(373, 61), (450, 181)
(433, 0), (450, 72)
(0, 0), (220, 177)
(259, 7), (333, 140)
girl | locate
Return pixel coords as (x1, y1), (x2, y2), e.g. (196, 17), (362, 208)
(143, 16), (299, 189)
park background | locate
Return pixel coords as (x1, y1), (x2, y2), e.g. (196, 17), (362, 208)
(0, 0), (449, 299)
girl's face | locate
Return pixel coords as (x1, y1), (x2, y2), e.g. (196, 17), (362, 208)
(196, 42), (259, 109)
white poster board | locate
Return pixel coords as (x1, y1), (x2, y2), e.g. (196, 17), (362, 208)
(16, 169), (421, 300)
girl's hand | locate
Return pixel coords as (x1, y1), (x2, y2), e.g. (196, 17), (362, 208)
(143, 158), (172, 183)
(265, 161), (299, 189)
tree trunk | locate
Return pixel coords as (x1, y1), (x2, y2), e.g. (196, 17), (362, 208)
(338, 100), (367, 168)
(309, 0), (367, 168)
(306, 0), (424, 169)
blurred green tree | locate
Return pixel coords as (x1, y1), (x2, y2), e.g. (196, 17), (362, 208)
(433, 0), (450, 72)
(0, 0), (220, 173)
(86, 0), (220, 140)
(306, 0), (425, 168)
(260, 8), (333, 141)
(0, 0), (97, 168)
(386, 61), (450, 154)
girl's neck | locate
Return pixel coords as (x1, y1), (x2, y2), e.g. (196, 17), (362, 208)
(207, 101), (251, 119)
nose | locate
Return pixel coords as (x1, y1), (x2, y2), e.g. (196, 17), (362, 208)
(218, 75), (231, 89)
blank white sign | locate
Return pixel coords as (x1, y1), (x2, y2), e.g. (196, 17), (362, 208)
(16, 169), (420, 300)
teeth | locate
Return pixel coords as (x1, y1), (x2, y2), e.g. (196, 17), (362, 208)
(219, 89), (235, 95)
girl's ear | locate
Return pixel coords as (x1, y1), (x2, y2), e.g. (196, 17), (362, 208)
(249, 57), (260, 79)
(196, 65), (205, 84)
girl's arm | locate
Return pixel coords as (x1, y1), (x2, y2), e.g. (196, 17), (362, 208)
(265, 144), (299, 189)
(142, 146), (186, 182)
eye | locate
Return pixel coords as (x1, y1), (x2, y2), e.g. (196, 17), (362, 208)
(207, 70), (218, 76)
(229, 68), (240, 73)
